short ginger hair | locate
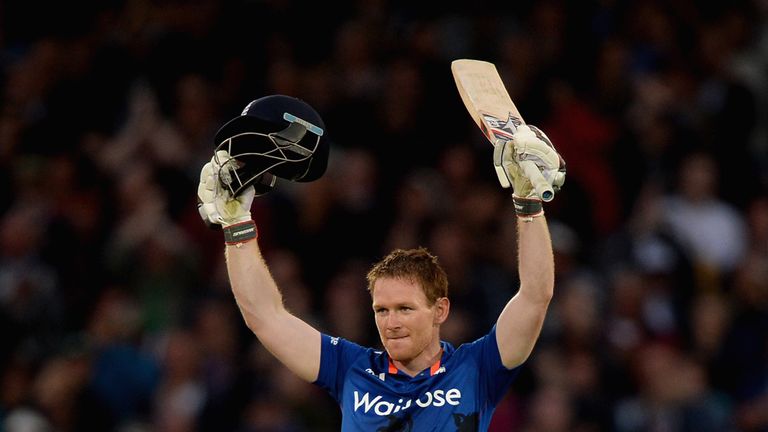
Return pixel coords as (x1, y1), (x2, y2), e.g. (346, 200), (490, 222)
(366, 247), (448, 305)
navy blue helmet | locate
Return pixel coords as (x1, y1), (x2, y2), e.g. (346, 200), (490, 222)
(213, 95), (330, 196)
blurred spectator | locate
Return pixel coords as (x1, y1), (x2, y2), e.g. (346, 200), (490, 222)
(693, 8), (761, 209)
(239, 397), (305, 432)
(194, 298), (249, 432)
(662, 151), (748, 287)
(599, 179), (698, 344)
(0, 202), (61, 361)
(298, 147), (388, 288)
(542, 79), (621, 239)
(105, 160), (200, 334)
(614, 343), (732, 432)
(384, 168), (447, 252)
(30, 349), (112, 432)
(552, 275), (604, 352)
(265, 249), (315, 322)
(153, 329), (206, 432)
(426, 218), (482, 338)
(86, 288), (160, 428)
(521, 384), (574, 432)
(714, 252), (768, 402)
(688, 292), (733, 366)
(42, 153), (113, 332)
(323, 260), (371, 345)
(2, 407), (52, 432)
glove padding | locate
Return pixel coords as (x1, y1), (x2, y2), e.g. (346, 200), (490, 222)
(197, 150), (258, 227)
(493, 125), (566, 199)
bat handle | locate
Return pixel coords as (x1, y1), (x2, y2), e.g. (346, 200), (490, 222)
(519, 160), (554, 202)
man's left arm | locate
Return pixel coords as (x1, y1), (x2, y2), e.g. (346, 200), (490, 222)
(496, 216), (554, 368)
(491, 124), (564, 369)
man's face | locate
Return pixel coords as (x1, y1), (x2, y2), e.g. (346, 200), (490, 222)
(371, 277), (446, 363)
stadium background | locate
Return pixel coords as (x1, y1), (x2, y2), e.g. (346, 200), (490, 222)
(1, 0), (767, 430)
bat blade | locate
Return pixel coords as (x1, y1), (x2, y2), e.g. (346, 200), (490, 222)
(451, 59), (553, 202)
(451, 59), (519, 128)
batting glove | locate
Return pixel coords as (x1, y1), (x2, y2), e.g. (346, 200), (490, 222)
(493, 125), (566, 217)
(197, 150), (258, 244)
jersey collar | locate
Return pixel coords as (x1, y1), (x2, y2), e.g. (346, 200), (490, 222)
(386, 346), (445, 377)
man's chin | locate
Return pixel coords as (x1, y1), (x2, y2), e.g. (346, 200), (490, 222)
(388, 351), (409, 362)
(385, 339), (412, 359)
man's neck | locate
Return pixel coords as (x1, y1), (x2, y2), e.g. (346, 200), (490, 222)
(393, 341), (443, 377)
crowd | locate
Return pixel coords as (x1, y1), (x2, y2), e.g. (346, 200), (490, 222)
(1, 0), (767, 431)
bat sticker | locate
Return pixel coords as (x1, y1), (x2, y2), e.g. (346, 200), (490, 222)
(480, 113), (522, 141)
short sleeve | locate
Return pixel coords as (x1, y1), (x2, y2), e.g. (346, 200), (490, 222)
(313, 334), (367, 401)
(463, 324), (522, 407)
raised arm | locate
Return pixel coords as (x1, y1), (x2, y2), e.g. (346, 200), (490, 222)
(198, 152), (320, 382)
(225, 239), (321, 382)
(492, 125), (565, 368)
(496, 216), (554, 368)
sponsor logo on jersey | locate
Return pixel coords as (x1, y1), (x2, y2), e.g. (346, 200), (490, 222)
(365, 368), (386, 381)
(353, 389), (462, 416)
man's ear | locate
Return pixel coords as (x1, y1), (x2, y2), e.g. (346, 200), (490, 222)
(433, 297), (450, 325)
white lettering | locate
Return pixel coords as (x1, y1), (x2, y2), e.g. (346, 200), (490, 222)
(354, 391), (382, 413)
(432, 389), (446, 407)
(374, 400), (395, 416)
(353, 389), (460, 415)
(445, 389), (461, 406)
(415, 392), (433, 408)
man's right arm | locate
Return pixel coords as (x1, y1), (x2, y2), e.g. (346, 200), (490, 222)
(225, 239), (321, 383)
(197, 151), (321, 383)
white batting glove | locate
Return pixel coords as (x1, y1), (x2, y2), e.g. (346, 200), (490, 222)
(494, 125), (565, 195)
(493, 125), (566, 217)
(197, 151), (255, 232)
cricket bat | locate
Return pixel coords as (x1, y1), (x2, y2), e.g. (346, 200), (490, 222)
(451, 59), (554, 201)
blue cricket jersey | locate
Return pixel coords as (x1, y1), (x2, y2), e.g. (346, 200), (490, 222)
(313, 325), (521, 431)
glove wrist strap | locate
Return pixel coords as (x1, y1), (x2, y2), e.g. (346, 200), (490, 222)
(513, 196), (544, 221)
(223, 220), (257, 246)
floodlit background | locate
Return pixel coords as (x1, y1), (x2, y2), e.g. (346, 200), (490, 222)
(1, 1), (767, 431)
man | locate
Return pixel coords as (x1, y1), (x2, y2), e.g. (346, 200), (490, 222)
(197, 96), (565, 431)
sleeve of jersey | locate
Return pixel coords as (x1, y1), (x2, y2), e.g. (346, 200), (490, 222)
(471, 324), (523, 407)
(313, 334), (367, 402)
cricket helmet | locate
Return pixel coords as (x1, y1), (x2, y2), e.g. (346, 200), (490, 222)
(213, 95), (330, 196)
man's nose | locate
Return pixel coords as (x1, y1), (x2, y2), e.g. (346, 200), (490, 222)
(385, 314), (402, 330)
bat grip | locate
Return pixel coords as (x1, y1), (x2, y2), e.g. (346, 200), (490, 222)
(520, 160), (554, 202)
